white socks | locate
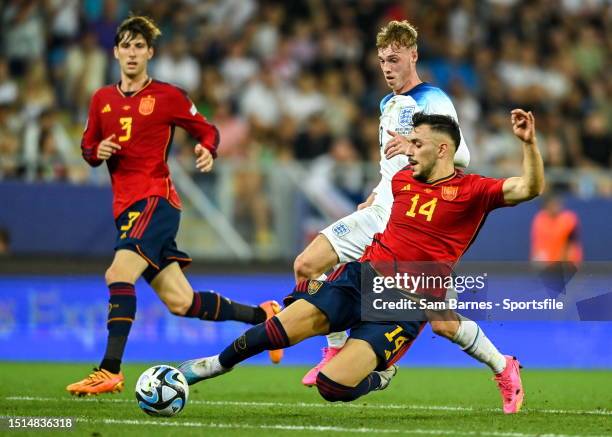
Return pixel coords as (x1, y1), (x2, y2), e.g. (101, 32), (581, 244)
(326, 330), (349, 349)
(452, 315), (507, 374)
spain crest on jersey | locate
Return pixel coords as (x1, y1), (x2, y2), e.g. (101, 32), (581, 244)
(308, 280), (323, 295)
(398, 106), (415, 128)
(139, 95), (155, 115)
(442, 186), (459, 201)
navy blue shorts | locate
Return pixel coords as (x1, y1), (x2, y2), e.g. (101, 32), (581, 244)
(284, 262), (425, 370)
(114, 196), (191, 283)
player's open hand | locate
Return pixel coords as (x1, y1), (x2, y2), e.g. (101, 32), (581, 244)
(194, 144), (214, 172)
(511, 109), (536, 144)
(97, 134), (121, 160)
(384, 130), (410, 159)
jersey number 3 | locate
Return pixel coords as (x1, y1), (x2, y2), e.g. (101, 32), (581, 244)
(119, 117), (132, 142)
(406, 194), (438, 222)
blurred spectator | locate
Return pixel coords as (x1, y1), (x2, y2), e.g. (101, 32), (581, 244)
(46, 0), (80, 48)
(0, 59), (18, 106)
(19, 60), (56, 122)
(265, 39), (300, 84)
(152, 36), (201, 93)
(321, 70), (357, 137)
(220, 40), (259, 93)
(1, 1), (45, 75)
(571, 26), (606, 81)
(239, 66), (283, 129)
(282, 73), (326, 126)
(449, 79), (481, 154)
(193, 68), (230, 117)
(214, 101), (250, 157)
(206, 0), (257, 36)
(293, 114), (332, 160)
(0, 105), (21, 179)
(531, 193), (583, 264)
(89, 0), (121, 52)
(63, 32), (108, 121)
(22, 108), (76, 182)
(221, 127), (275, 248)
(480, 111), (520, 172)
(304, 137), (366, 220)
(288, 20), (318, 66)
(248, 4), (283, 61)
(579, 111), (612, 168)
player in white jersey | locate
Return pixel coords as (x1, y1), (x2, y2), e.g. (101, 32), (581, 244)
(297, 22), (513, 404)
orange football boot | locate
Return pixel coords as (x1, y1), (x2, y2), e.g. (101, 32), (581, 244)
(259, 300), (284, 364)
(66, 368), (124, 396)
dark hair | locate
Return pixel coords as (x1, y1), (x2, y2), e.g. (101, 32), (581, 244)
(412, 112), (460, 150)
(114, 15), (161, 47)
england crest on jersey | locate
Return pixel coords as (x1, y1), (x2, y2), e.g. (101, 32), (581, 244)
(332, 222), (350, 237)
(398, 106), (416, 128)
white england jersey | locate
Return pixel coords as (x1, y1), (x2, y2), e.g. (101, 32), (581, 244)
(371, 82), (470, 213)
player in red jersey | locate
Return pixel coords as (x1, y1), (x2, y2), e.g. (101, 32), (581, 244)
(66, 16), (281, 397)
(179, 109), (543, 413)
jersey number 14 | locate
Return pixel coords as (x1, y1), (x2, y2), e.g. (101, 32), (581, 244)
(406, 194), (438, 222)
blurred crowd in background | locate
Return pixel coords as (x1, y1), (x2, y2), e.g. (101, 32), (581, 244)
(0, 0), (610, 196)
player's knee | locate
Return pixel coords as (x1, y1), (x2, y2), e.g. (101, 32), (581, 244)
(430, 320), (457, 339)
(293, 252), (320, 281)
(105, 265), (126, 285)
(165, 296), (192, 316)
(105, 262), (140, 285)
(315, 373), (357, 403)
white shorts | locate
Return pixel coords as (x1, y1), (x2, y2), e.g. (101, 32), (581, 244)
(320, 206), (388, 263)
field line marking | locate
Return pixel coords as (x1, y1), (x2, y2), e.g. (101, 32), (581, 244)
(4, 396), (611, 417)
(57, 417), (612, 437)
(0, 413), (608, 437)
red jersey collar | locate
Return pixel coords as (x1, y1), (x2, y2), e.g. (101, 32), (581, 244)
(116, 77), (153, 97)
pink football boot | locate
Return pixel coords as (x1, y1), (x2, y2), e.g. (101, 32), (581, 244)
(493, 355), (525, 414)
(302, 347), (342, 386)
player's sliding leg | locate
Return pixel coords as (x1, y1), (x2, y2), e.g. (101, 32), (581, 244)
(315, 338), (398, 402)
(294, 234), (349, 385)
(428, 311), (524, 413)
(179, 299), (330, 384)
(66, 249), (147, 396)
(150, 262), (283, 364)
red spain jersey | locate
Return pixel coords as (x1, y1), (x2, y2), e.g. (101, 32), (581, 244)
(81, 79), (219, 218)
(362, 168), (509, 267)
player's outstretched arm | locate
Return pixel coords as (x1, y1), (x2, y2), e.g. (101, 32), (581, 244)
(502, 109), (545, 205)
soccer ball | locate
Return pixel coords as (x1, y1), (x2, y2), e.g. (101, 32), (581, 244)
(135, 365), (189, 417)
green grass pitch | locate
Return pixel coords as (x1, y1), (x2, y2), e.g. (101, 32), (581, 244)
(0, 363), (610, 436)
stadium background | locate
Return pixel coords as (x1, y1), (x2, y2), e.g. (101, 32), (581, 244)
(0, 0), (610, 369)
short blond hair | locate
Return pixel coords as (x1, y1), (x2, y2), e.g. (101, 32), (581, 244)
(376, 20), (418, 50)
